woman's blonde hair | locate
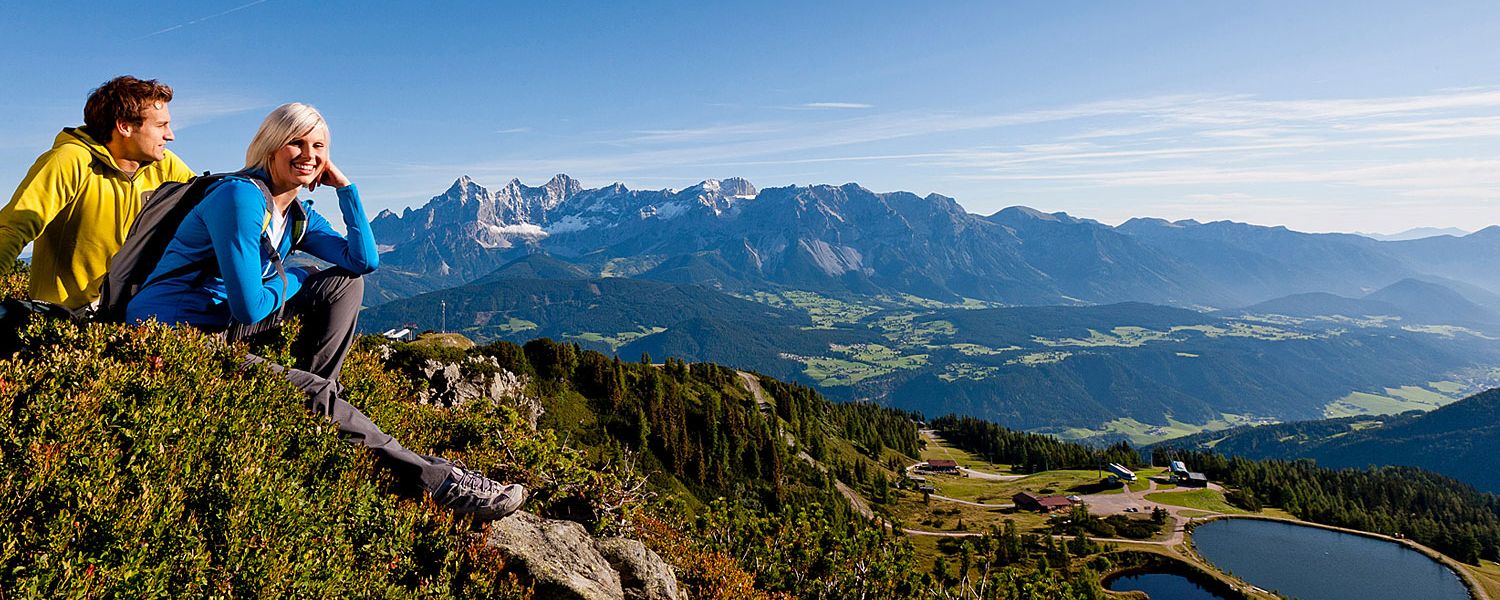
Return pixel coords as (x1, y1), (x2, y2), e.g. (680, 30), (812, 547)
(244, 102), (328, 171)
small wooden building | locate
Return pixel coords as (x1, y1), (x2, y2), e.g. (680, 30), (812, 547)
(1013, 491), (1075, 513)
(922, 459), (960, 474)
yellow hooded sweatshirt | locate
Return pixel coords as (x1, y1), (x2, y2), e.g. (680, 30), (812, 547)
(0, 128), (193, 310)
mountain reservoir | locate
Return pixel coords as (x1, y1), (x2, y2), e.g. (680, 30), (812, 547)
(1104, 571), (1227, 599)
(1191, 518), (1471, 600)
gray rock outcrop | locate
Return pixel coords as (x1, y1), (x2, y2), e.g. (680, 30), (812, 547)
(596, 537), (684, 600)
(416, 356), (542, 426)
(486, 512), (685, 600)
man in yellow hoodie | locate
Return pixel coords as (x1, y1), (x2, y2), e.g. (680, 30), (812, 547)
(0, 76), (194, 311)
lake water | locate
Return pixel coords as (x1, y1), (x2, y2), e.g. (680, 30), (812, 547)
(1105, 572), (1226, 599)
(1192, 518), (1470, 600)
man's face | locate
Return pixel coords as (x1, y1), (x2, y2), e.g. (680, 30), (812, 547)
(117, 102), (174, 163)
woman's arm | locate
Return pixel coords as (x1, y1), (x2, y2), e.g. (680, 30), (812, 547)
(298, 161), (378, 273)
(203, 180), (306, 324)
(297, 184), (379, 274)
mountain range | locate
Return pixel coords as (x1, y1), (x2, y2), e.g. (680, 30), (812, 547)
(360, 174), (1500, 438)
(1355, 227), (1472, 242)
(367, 174), (1500, 308)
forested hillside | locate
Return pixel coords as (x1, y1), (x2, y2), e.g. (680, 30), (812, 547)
(1153, 387), (1500, 493)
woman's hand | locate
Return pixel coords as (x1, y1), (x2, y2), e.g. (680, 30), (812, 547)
(311, 161), (351, 191)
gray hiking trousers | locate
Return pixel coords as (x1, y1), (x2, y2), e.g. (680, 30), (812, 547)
(228, 267), (453, 492)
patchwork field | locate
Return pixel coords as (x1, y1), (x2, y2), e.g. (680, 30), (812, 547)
(1323, 383), (1463, 418)
(1053, 414), (1276, 446)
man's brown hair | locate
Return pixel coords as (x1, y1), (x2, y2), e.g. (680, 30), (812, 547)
(81, 76), (174, 144)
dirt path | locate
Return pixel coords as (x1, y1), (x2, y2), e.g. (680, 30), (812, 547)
(737, 371), (771, 411)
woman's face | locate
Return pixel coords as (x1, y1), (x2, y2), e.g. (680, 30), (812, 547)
(269, 126), (329, 192)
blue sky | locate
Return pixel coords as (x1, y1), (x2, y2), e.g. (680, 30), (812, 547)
(2, 1), (1498, 233)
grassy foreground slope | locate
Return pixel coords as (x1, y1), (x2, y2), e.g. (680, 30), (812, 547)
(0, 318), (548, 596)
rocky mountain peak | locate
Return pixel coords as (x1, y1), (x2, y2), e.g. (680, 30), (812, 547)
(720, 177), (757, 197)
(989, 206), (1090, 226)
(544, 173), (583, 196)
(446, 175), (489, 202)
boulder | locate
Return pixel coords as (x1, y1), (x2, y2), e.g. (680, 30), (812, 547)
(487, 512), (624, 600)
(596, 537), (685, 600)
(417, 357), (543, 426)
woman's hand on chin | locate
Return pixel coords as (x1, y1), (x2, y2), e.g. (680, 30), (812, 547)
(311, 161), (351, 191)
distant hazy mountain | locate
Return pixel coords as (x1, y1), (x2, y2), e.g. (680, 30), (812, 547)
(1380, 227), (1500, 295)
(1355, 227), (1470, 241)
(1152, 388), (1500, 493)
(1115, 217), (1416, 304)
(1232, 278), (1500, 327)
(1363, 278), (1500, 325)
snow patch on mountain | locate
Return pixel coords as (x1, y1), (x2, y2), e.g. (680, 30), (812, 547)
(546, 215), (593, 234)
(652, 201), (690, 220)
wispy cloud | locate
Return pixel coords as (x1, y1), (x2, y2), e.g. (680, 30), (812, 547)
(136, 0), (273, 40)
(370, 86), (1500, 231)
(623, 123), (784, 143)
(791, 102), (874, 110)
(168, 94), (272, 129)
(495, 127), (531, 135)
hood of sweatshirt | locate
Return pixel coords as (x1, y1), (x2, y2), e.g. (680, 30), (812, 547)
(56, 127), (129, 176)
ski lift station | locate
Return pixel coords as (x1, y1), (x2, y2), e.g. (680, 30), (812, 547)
(1107, 462), (1137, 482)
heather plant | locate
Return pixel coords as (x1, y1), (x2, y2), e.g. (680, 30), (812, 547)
(0, 312), (640, 596)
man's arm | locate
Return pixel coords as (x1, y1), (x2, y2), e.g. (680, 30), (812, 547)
(0, 147), (84, 269)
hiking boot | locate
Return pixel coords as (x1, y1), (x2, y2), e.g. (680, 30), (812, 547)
(431, 462), (527, 520)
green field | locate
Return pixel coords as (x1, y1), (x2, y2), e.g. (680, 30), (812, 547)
(565, 326), (667, 351)
(1429, 380), (1467, 395)
(940, 342), (1019, 356)
(889, 490), (1049, 535)
(1005, 351), (1072, 366)
(1033, 326), (1178, 348)
(1323, 383), (1461, 418)
(1401, 324), (1497, 339)
(1170, 322), (1314, 341)
(917, 433), (1002, 467)
(473, 315), (538, 334)
(937, 362), (1002, 382)
(1144, 489), (1246, 514)
(1054, 413), (1274, 446)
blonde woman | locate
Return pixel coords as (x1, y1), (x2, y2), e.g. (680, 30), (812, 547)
(129, 103), (525, 519)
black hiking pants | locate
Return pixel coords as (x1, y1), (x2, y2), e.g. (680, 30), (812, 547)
(227, 267), (454, 492)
